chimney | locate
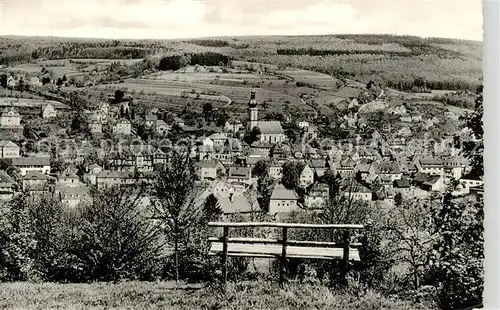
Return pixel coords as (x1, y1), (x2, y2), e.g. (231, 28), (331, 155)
(229, 193), (234, 202)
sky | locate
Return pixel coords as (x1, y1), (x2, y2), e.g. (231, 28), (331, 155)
(0, 0), (483, 41)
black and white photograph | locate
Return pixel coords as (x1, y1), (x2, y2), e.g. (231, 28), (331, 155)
(0, 0), (493, 309)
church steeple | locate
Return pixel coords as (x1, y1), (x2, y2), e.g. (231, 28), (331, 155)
(248, 89), (258, 130)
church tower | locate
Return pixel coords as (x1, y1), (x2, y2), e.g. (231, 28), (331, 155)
(248, 89), (258, 131)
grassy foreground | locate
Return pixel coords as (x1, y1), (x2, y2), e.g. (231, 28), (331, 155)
(0, 281), (430, 310)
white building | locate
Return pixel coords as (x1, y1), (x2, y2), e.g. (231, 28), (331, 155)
(0, 140), (20, 158)
(0, 107), (22, 128)
(41, 104), (57, 119)
(269, 183), (299, 214)
(247, 89), (286, 144)
(113, 119), (132, 135)
(12, 157), (51, 176)
(299, 164), (314, 187)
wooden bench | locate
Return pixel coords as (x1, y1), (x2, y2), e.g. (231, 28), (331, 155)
(208, 221), (364, 285)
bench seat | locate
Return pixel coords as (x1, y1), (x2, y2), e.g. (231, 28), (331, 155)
(209, 242), (360, 261)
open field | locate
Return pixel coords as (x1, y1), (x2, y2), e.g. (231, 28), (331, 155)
(102, 78), (316, 116)
(0, 281), (432, 310)
(0, 97), (70, 109)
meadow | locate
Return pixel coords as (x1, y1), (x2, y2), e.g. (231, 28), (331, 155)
(0, 281), (432, 310)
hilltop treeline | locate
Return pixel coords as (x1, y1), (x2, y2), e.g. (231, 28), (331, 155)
(0, 39), (171, 65)
(158, 52), (231, 71)
(277, 48), (413, 57)
(185, 39), (229, 47)
(385, 77), (478, 92)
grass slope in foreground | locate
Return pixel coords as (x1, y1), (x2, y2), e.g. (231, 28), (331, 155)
(0, 281), (432, 310)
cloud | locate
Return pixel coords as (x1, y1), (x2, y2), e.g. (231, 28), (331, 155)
(0, 0), (483, 40)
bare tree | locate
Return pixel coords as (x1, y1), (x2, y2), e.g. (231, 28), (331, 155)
(150, 148), (201, 282)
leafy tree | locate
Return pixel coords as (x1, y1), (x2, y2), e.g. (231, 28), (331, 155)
(202, 194), (222, 223)
(0, 74), (7, 88)
(202, 103), (213, 122)
(244, 126), (261, 145)
(151, 148), (200, 281)
(252, 160), (269, 179)
(281, 161), (305, 190)
(460, 84), (483, 178)
(115, 89), (124, 102)
(424, 194), (484, 309)
(75, 186), (163, 282)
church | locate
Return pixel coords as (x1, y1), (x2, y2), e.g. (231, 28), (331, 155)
(247, 89), (286, 144)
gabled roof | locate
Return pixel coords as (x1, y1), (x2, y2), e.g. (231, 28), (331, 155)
(12, 157), (50, 166)
(270, 183), (298, 200)
(209, 133), (227, 140)
(0, 140), (18, 148)
(0, 170), (15, 186)
(253, 121), (284, 134)
(375, 162), (401, 174)
(250, 141), (273, 149)
(419, 157), (443, 167)
(22, 171), (53, 181)
(145, 114), (158, 121)
(394, 178), (411, 188)
(216, 193), (260, 214)
(196, 159), (218, 169)
(310, 159), (327, 169)
(228, 166), (251, 179)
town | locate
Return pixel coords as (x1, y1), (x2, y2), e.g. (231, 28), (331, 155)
(0, 34), (484, 310)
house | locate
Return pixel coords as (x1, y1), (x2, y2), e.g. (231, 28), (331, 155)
(413, 172), (444, 192)
(309, 159), (328, 178)
(58, 185), (91, 208)
(305, 183), (329, 209)
(89, 120), (103, 134)
(417, 157), (444, 176)
(100, 101), (110, 116)
(249, 141), (272, 158)
(394, 178), (412, 196)
(262, 160), (280, 180)
(22, 171), (54, 191)
(196, 160), (218, 181)
(0, 170), (16, 200)
(342, 180), (372, 201)
(95, 170), (140, 188)
(12, 157), (51, 176)
(269, 183), (299, 214)
(0, 140), (20, 158)
(145, 114), (158, 128)
(224, 120), (243, 134)
(208, 133), (225, 147)
(30, 77), (42, 86)
(84, 164), (103, 185)
(41, 103), (57, 119)
(299, 163), (314, 187)
(216, 192), (261, 215)
(336, 157), (356, 177)
(57, 168), (84, 187)
(113, 119), (132, 135)
(357, 161), (377, 183)
(458, 175), (484, 194)
(0, 107), (22, 128)
(443, 158), (464, 181)
(375, 161), (403, 182)
(298, 121), (309, 129)
(155, 120), (169, 136)
(227, 166), (252, 183)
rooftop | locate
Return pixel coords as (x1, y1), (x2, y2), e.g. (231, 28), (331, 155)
(253, 121), (284, 134)
(271, 183), (298, 200)
(12, 157), (50, 166)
